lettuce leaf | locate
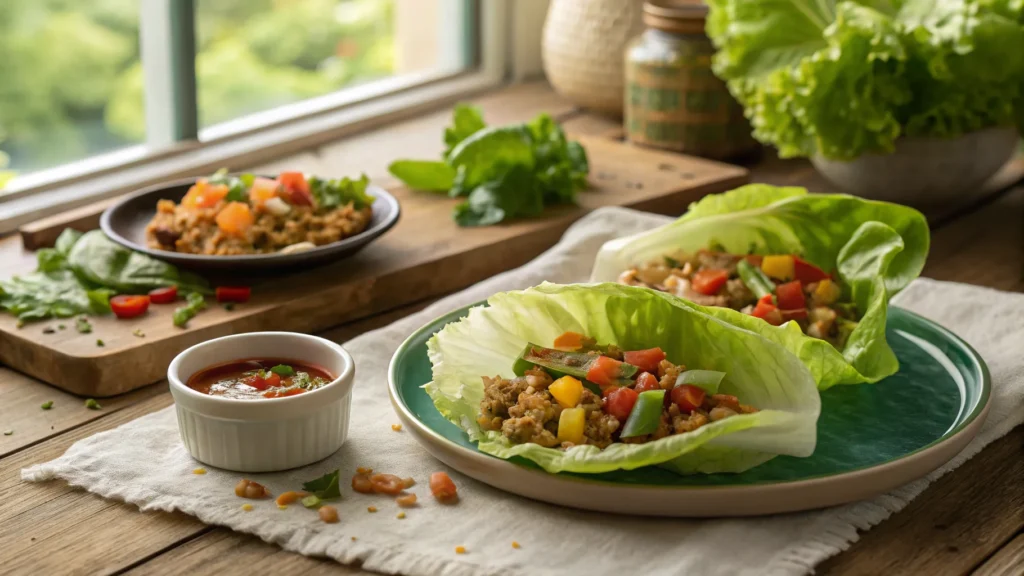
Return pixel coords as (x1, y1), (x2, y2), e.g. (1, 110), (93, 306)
(425, 282), (820, 475)
(706, 0), (1024, 160)
(590, 185), (929, 389)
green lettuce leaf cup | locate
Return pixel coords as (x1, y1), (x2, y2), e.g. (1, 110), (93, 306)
(425, 282), (820, 475)
(591, 185), (930, 389)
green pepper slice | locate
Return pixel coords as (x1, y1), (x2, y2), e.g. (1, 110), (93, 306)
(737, 259), (776, 300)
(620, 390), (666, 438)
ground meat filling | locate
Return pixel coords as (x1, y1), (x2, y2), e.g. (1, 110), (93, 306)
(477, 338), (760, 451)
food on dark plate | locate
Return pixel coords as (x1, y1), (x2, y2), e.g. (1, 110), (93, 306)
(620, 250), (854, 348)
(187, 358), (334, 399)
(479, 332), (758, 449)
(146, 169), (374, 255)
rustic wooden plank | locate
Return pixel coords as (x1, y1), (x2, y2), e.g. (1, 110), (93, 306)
(973, 533), (1024, 576)
(0, 136), (747, 398)
(16, 82), (577, 249)
(0, 368), (165, 458)
(818, 427), (1024, 576)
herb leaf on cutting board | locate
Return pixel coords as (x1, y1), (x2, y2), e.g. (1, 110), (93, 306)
(388, 105), (589, 226)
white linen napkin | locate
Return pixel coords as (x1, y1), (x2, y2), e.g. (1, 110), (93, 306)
(22, 207), (1024, 576)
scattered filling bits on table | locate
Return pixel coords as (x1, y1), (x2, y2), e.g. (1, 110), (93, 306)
(41, 401), (53, 410)
(75, 317), (92, 334)
(193, 468), (207, 475)
(84, 399), (101, 410)
(241, 504), (253, 512)
(95, 339), (104, 347)
(391, 423), (402, 432)
(430, 472), (458, 503)
(396, 512), (406, 519)
(278, 505), (288, 510)
(455, 546), (466, 555)
(235, 479), (271, 499)
(396, 493), (417, 508)
(2, 430), (12, 436)
(367, 506), (377, 513)
(512, 541), (521, 549)
(318, 505), (339, 523)
(42, 326), (55, 334)
(132, 329), (145, 338)
(275, 491), (309, 506)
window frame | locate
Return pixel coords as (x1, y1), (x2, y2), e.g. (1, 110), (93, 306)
(0, 0), (526, 233)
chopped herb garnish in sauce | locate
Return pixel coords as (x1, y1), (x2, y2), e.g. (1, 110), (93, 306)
(186, 358), (333, 400)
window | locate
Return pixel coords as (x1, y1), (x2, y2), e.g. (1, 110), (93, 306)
(0, 1), (143, 177)
(0, 0), (477, 197)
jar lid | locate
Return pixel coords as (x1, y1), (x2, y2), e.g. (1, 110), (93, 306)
(643, 0), (708, 34)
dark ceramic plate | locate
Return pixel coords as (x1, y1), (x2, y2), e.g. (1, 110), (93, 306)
(100, 176), (400, 271)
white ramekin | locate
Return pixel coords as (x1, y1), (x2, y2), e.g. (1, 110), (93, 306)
(167, 331), (354, 472)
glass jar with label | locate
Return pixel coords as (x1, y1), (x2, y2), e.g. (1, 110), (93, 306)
(624, 0), (757, 160)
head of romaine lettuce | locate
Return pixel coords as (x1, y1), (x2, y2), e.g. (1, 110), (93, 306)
(590, 185), (930, 390)
(425, 282), (820, 475)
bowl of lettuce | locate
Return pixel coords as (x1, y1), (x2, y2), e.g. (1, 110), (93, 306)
(705, 0), (1024, 203)
(590, 185), (930, 390)
(425, 282), (821, 476)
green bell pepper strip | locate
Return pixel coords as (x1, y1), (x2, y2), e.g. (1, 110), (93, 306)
(620, 390), (666, 438)
(736, 259), (775, 300)
(673, 369), (726, 395)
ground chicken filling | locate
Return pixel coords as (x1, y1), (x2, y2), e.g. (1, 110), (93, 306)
(146, 170), (373, 256)
(619, 249), (857, 348)
(477, 333), (758, 449)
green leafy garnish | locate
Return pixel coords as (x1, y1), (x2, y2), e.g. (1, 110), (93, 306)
(85, 399), (101, 410)
(96, 339), (104, 347)
(308, 174), (375, 210)
(75, 317), (93, 334)
(302, 469), (341, 500)
(173, 292), (207, 328)
(41, 401), (53, 410)
(209, 168), (250, 203)
(270, 364), (295, 377)
(301, 495), (321, 508)
(388, 106), (589, 227)
(2, 430), (11, 436)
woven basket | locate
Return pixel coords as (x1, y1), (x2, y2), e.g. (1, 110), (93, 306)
(542, 0), (646, 116)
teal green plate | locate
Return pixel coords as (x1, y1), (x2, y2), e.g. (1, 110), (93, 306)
(388, 304), (991, 516)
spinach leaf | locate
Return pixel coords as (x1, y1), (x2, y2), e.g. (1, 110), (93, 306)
(67, 230), (210, 294)
(387, 160), (455, 191)
(446, 126), (534, 197)
(453, 164), (545, 227)
(309, 174), (375, 210)
(55, 228), (83, 255)
(0, 270), (112, 321)
(443, 104), (486, 158)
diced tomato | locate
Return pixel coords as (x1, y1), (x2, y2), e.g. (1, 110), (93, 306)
(781, 308), (808, 321)
(744, 254), (764, 267)
(429, 471), (458, 503)
(775, 280), (806, 311)
(182, 180), (229, 209)
(277, 172), (314, 206)
(670, 384), (706, 413)
(553, 331), (585, 351)
(110, 295), (150, 319)
(623, 347), (666, 374)
(215, 201), (254, 236)
(691, 268), (730, 296)
(148, 286), (178, 304)
(246, 371), (282, 392)
(264, 385), (305, 398)
(585, 355), (626, 388)
(601, 385), (621, 398)
(603, 386), (639, 422)
(248, 177), (280, 206)
(751, 294), (783, 326)
(216, 286), (251, 303)
(633, 371), (661, 393)
(793, 257), (830, 284)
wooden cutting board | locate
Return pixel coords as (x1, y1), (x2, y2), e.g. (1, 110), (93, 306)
(0, 136), (748, 396)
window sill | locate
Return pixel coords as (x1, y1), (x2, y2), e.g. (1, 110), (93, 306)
(0, 69), (504, 234)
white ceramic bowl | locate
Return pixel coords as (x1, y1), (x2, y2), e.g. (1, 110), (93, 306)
(168, 332), (354, 472)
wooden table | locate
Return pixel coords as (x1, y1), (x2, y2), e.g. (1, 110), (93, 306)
(1, 82), (1021, 576)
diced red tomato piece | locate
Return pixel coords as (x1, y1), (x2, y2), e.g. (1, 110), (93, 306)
(793, 257), (830, 284)
(601, 385), (620, 398)
(182, 180), (229, 209)
(245, 371), (281, 391)
(603, 386), (639, 422)
(670, 384), (706, 413)
(429, 471), (458, 503)
(263, 386), (304, 398)
(277, 172), (314, 206)
(623, 347), (666, 374)
(744, 254), (764, 267)
(781, 308), (808, 321)
(148, 286), (178, 304)
(110, 295), (150, 319)
(691, 268), (730, 296)
(585, 355), (626, 388)
(633, 372), (661, 393)
(751, 294), (783, 326)
(244, 374), (269, 391)
(216, 286), (251, 303)
(775, 280), (806, 311)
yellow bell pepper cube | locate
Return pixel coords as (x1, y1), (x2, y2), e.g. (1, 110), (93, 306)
(814, 278), (842, 305)
(557, 407), (585, 444)
(549, 376), (583, 408)
(761, 255), (795, 281)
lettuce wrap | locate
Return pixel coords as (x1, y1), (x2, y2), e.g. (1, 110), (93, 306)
(425, 283), (820, 475)
(591, 185), (930, 389)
